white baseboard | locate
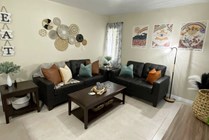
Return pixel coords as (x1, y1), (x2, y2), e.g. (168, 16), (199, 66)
(172, 95), (193, 105)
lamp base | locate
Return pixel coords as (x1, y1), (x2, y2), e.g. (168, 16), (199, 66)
(164, 97), (175, 103)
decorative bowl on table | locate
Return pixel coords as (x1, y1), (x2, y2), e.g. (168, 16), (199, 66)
(11, 95), (30, 110)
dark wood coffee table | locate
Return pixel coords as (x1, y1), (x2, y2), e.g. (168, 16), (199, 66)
(68, 81), (126, 129)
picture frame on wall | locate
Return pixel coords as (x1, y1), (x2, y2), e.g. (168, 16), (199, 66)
(179, 21), (207, 51)
(132, 25), (149, 48)
(152, 23), (173, 48)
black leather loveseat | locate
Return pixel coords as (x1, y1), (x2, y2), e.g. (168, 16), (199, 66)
(111, 61), (170, 107)
(33, 59), (105, 110)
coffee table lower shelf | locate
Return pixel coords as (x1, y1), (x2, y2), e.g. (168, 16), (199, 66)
(71, 97), (122, 127)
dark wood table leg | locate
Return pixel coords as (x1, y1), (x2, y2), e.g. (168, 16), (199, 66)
(34, 91), (40, 112)
(122, 92), (125, 104)
(68, 98), (72, 115)
(84, 108), (88, 129)
(2, 97), (9, 123)
(5, 114), (9, 124)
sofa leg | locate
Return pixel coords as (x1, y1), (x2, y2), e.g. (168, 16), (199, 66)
(47, 105), (54, 111)
(153, 102), (157, 107)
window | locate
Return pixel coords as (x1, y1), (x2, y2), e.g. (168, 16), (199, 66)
(104, 22), (123, 67)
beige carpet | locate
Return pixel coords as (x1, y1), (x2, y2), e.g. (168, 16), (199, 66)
(0, 96), (182, 140)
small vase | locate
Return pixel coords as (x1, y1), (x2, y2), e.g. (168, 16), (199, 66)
(7, 74), (13, 87)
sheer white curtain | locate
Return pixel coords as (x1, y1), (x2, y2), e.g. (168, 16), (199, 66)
(104, 22), (123, 68)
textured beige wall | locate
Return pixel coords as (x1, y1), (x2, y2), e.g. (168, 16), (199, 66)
(1, 1), (209, 101)
(109, 3), (209, 100)
(0, 0), (108, 84)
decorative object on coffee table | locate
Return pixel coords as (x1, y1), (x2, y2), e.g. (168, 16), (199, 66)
(0, 61), (20, 87)
(91, 82), (106, 95)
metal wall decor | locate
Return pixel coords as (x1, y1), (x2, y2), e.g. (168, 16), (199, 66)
(39, 17), (87, 51)
(0, 6), (14, 56)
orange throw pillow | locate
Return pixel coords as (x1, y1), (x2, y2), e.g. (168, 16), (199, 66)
(41, 64), (62, 85)
(92, 60), (100, 75)
(146, 68), (161, 84)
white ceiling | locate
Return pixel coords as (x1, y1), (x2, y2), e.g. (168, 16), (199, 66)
(50, 0), (209, 15)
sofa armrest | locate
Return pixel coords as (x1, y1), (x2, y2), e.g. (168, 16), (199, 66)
(109, 69), (121, 81)
(152, 75), (170, 107)
(33, 77), (55, 108)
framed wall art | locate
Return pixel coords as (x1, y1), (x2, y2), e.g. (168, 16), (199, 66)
(152, 24), (173, 48)
(132, 25), (148, 48)
(179, 21), (207, 51)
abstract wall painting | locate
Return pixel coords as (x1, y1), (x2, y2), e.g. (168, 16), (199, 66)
(132, 25), (148, 48)
(152, 24), (173, 48)
(179, 21), (207, 50)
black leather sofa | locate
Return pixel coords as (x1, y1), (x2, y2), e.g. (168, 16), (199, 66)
(33, 59), (105, 110)
(111, 61), (170, 107)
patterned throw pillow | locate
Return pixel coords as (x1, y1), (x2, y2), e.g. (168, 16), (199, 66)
(41, 64), (62, 85)
(79, 64), (92, 77)
(59, 65), (72, 84)
(146, 68), (161, 84)
(119, 64), (134, 78)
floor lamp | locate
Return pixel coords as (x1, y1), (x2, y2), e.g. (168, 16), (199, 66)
(164, 47), (177, 103)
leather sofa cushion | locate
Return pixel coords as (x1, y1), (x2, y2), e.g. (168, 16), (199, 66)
(65, 59), (90, 77)
(54, 81), (84, 96)
(75, 74), (104, 87)
(142, 63), (166, 78)
(127, 61), (144, 77)
(115, 77), (152, 94)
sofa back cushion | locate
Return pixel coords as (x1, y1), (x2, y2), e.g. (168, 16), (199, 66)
(65, 59), (90, 77)
(142, 63), (166, 78)
(127, 61), (144, 77)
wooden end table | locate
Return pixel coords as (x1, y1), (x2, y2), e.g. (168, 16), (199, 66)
(0, 80), (40, 124)
(68, 81), (126, 129)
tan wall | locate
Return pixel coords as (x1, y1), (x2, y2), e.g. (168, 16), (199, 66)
(109, 3), (209, 100)
(0, 0), (108, 83)
(1, 1), (209, 101)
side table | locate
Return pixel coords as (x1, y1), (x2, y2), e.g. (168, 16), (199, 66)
(100, 67), (119, 81)
(0, 80), (40, 124)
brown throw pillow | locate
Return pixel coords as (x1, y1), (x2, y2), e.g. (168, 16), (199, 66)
(146, 68), (161, 84)
(41, 64), (62, 85)
(92, 60), (99, 75)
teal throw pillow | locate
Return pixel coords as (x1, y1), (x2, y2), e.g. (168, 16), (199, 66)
(119, 64), (134, 78)
(79, 64), (92, 77)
